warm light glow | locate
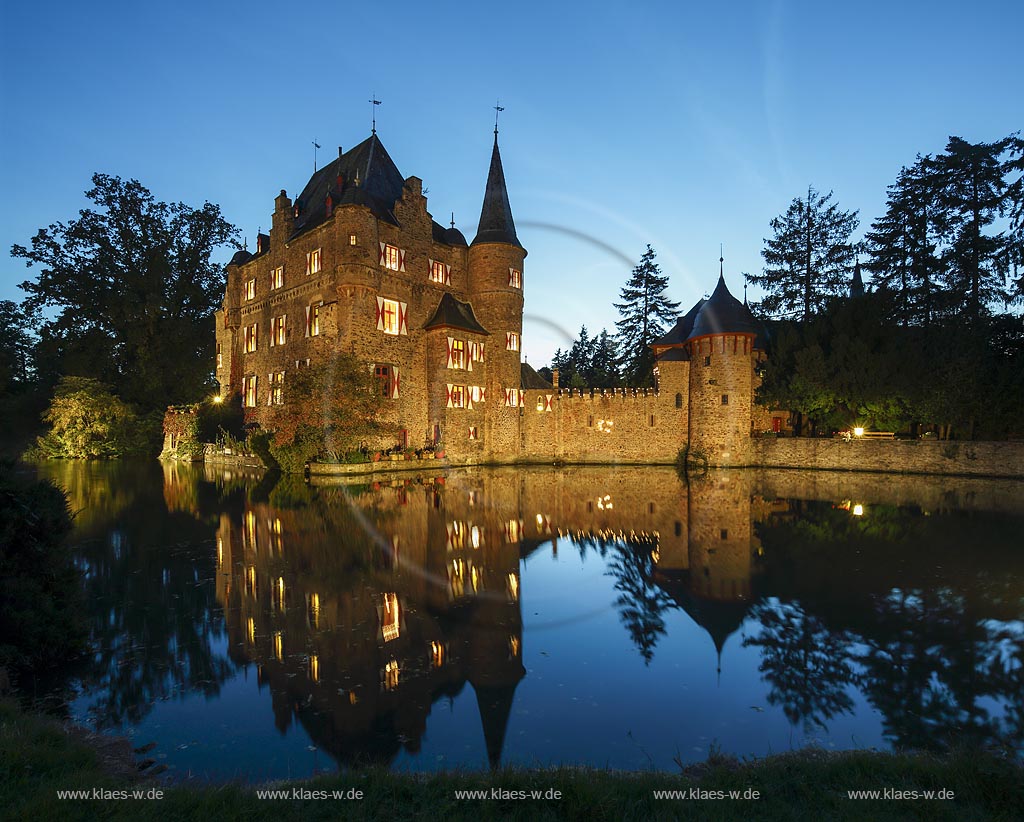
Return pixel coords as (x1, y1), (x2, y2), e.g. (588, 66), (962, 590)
(212, 394), (223, 404)
(449, 558), (465, 598)
(383, 659), (400, 691)
(852, 504), (864, 517)
(273, 631), (284, 661)
(382, 593), (400, 642)
(246, 566), (257, 597)
(246, 617), (255, 645)
(349, 691), (358, 705)
(471, 565), (481, 593)
(309, 654), (320, 682)
(217, 536), (223, 568)
(508, 636), (520, 658)
(651, 549), (660, 564)
(853, 427), (865, 437)
(274, 577), (286, 611)
(245, 510), (257, 550)
(470, 525), (481, 549)
(507, 572), (519, 602)
(597, 494), (613, 511)
(308, 592), (321, 629)
(431, 641), (446, 668)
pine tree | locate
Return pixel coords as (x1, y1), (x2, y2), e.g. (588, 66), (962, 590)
(614, 245), (679, 386)
(747, 186), (859, 321)
(1002, 132), (1024, 299)
(590, 330), (621, 388)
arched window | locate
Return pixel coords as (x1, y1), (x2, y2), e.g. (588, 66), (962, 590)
(675, 393), (683, 409)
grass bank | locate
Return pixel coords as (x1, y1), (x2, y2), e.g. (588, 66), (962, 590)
(2, 700), (1022, 821)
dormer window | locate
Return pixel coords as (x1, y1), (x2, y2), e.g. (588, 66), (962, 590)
(306, 248), (322, 275)
(508, 268), (522, 288)
(245, 278), (256, 301)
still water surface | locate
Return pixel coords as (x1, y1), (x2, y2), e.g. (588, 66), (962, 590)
(31, 461), (1024, 781)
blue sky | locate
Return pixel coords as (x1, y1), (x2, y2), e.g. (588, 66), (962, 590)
(1, 0), (1021, 365)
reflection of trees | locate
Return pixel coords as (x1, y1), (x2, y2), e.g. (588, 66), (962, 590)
(602, 540), (675, 664)
(40, 460), (238, 729)
(752, 500), (1024, 752)
(743, 600), (855, 731)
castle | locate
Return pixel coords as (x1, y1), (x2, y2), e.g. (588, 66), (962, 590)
(213, 128), (788, 467)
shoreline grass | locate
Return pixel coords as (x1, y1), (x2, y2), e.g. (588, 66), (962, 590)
(3, 699), (1022, 821)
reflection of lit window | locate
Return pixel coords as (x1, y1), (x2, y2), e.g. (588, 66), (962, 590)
(273, 577), (286, 611)
(507, 572), (519, 602)
(449, 558), (465, 598)
(508, 636), (520, 659)
(246, 617), (255, 645)
(349, 691), (358, 705)
(217, 535), (223, 568)
(382, 659), (400, 691)
(245, 510), (258, 548)
(431, 641), (447, 668)
(270, 517), (283, 553)
(307, 592), (320, 629)
(246, 566), (257, 597)
(446, 521), (466, 551)
(273, 631), (284, 661)
(382, 593), (400, 642)
(471, 565), (481, 593)
(504, 519), (523, 543)
(652, 549), (660, 564)
(309, 654), (320, 683)
(470, 525), (482, 549)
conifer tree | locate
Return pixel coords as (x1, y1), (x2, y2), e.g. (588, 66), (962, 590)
(747, 186), (859, 321)
(614, 245), (679, 386)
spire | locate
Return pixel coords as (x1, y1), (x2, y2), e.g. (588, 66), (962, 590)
(850, 257), (865, 298)
(472, 133), (522, 248)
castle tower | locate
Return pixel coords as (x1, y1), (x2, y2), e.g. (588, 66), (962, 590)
(684, 267), (760, 467)
(468, 132), (527, 458)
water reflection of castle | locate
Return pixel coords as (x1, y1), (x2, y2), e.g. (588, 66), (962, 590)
(207, 466), (774, 769)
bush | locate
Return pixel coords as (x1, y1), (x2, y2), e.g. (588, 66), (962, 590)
(26, 377), (158, 460)
(0, 462), (86, 680)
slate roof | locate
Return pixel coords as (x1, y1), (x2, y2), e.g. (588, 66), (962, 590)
(228, 249), (253, 266)
(850, 260), (865, 297)
(688, 274), (762, 341)
(291, 134), (406, 239)
(656, 347), (691, 362)
(521, 362), (553, 389)
(472, 137), (522, 248)
(431, 220), (469, 247)
(423, 292), (489, 335)
(652, 299), (705, 349)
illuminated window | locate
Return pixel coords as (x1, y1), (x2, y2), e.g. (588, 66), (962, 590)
(374, 364), (393, 398)
(242, 375), (258, 407)
(508, 268), (522, 288)
(468, 426), (478, 441)
(244, 322), (258, 353)
(217, 535), (223, 568)
(245, 278), (256, 301)
(447, 384), (466, 408)
(381, 243), (402, 271)
(382, 659), (400, 691)
(506, 331), (520, 351)
(430, 259), (450, 284)
(216, 343), (222, 370)
(309, 654), (320, 683)
(271, 266), (284, 289)
(349, 234), (357, 246)
(270, 372), (284, 405)
(470, 341), (485, 364)
(270, 315), (286, 346)
(306, 247), (322, 275)
(451, 339), (466, 369)
(307, 592), (320, 629)
(382, 593), (400, 642)
(307, 303), (321, 336)
(377, 297), (402, 335)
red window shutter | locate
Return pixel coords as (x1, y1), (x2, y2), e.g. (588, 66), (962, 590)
(376, 296), (385, 331)
(392, 367), (400, 399)
(444, 264), (451, 286)
(479, 342), (485, 362)
(304, 306), (311, 336)
(378, 242), (386, 266)
(446, 337), (455, 369)
(545, 395), (553, 411)
(399, 302), (408, 335)
(480, 387), (486, 404)
(446, 384), (454, 408)
(398, 249), (406, 272)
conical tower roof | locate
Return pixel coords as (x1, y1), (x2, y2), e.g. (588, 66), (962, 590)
(687, 273), (761, 341)
(472, 136), (522, 248)
(850, 260), (865, 298)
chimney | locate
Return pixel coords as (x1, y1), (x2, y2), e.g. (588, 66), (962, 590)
(552, 368), (559, 389)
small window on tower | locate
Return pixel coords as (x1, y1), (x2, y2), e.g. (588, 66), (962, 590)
(216, 343), (222, 370)
(720, 529), (729, 540)
(349, 234), (357, 246)
(508, 268), (522, 288)
(704, 355), (711, 367)
(468, 426), (478, 441)
(506, 332), (520, 352)
(675, 393), (683, 408)
(722, 394), (729, 405)
(245, 278), (256, 301)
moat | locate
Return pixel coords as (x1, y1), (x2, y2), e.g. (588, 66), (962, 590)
(26, 460), (1024, 782)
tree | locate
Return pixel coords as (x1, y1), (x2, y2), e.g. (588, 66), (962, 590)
(263, 354), (385, 472)
(748, 186), (859, 321)
(614, 245), (679, 386)
(936, 136), (1011, 320)
(12, 174), (238, 412)
(1002, 132), (1024, 299)
(0, 300), (38, 393)
(590, 329), (621, 388)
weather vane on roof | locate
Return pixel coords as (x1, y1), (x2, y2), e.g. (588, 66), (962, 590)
(312, 139), (321, 173)
(369, 95), (381, 134)
(494, 99), (504, 138)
